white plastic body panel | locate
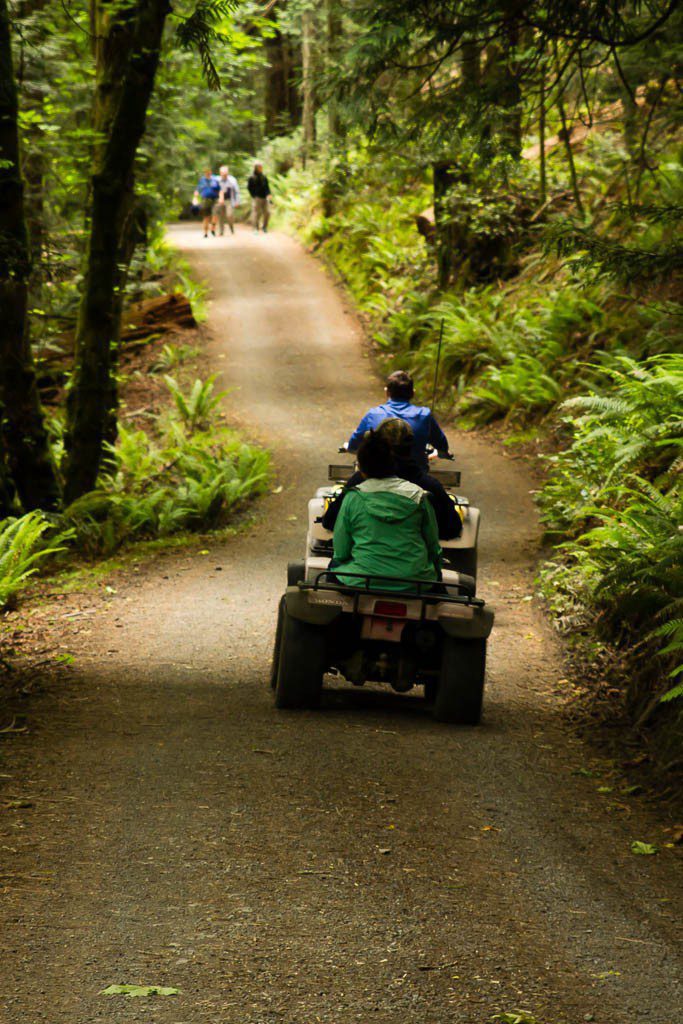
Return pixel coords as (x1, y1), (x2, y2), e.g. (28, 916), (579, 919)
(305, 494), (479, 580)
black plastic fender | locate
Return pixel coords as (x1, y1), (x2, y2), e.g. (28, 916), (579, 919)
(284, 586), (344, 626)
(438, 605), (494, 640)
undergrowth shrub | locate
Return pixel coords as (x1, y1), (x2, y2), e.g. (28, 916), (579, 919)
(61, 417), (269, 557)
(49, 376), (270, 558)
(0, 513), (70, 609)
(539, 355), (683, 720)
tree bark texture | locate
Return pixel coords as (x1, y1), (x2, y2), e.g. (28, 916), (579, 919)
(301, 7), (316, 167)
(433, 161), (458, 290)
(63, 0), (170, 502)
(325, 0), (343, 142)
(264, 29), (301, 135)
(0, 0), (61, 511)
(539, 55), (547, 202)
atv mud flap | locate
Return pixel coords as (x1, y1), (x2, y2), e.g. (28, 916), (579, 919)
(284, 586), (344, 626)
(437, 605), (494, 640)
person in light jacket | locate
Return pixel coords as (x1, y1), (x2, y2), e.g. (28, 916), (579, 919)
(214, 164), (240, 236)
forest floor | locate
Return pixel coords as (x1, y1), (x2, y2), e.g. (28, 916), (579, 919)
(0, 223), (681, 1024)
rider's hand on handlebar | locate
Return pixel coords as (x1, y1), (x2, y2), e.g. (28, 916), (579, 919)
(427, 445), (454, 461)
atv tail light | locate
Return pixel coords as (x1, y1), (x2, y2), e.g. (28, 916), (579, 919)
(373, 600), (407, 618)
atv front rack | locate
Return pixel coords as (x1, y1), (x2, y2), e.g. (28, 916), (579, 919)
(299, 570), (484, 608)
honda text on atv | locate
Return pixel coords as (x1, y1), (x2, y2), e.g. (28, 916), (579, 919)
(271, 455), (494, 723)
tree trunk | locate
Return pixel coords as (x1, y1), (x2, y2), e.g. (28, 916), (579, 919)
(539, 57), (547, 202)
(15, 0), (51, 279)
(325, 0), (343, 142)
(620, 79), (639, 162)
(23, 148), (45, 274)
(0, 0), (61, 511)
(433, 161), (458, 290)
(265, 29), (302, 136)
(0, 436), (16, 517)
(63, 0), (170, 502)
(301, 6), (316, 167)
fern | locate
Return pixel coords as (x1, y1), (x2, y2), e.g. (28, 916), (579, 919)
(0, 513), (70, 607)
(174, 0), (238, 91)
(163, 375), (227, 431)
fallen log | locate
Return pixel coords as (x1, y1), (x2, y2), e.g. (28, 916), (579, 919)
(120, 292), (196, 341)
(36, 293), (197, 389)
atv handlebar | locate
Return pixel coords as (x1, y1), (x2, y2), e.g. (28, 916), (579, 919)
(339, 442), (454, 462)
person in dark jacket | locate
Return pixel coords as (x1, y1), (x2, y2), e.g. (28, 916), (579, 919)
(247, 161), (271, 233)
(323, 418), (462, 540)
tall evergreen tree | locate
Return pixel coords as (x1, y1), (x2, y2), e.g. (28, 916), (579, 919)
(0, 0), (61, 511)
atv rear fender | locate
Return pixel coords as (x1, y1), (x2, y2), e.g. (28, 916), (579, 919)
(284, 585), (494, 640)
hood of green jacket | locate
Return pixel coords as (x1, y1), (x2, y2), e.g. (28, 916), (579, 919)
(354, 477), (425, 523)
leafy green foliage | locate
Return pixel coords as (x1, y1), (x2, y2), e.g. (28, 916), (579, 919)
(151, 342), (200, 373)
(61, 417), (270, 557)
(0, 512), (69, 608)
(539, 356), (682, 708)
(491, 1012), (540, 1024)
(101, 984), (179, 997)
(174, 0), (240, 91)
(630, 841), (658, 856)
(163, 374), (227, 430)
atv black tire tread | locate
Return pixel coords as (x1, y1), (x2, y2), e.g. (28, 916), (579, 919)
(270, 596), (286, 689)
(433, 637), (486, 724)
(274, 607), (326, 709)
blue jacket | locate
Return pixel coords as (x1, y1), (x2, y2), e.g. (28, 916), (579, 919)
(347, 400), (450, 470)
(197, 174), (220, 199)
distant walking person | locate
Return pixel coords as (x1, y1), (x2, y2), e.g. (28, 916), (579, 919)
(215, 164), (240, 236)
(247, 161), (271, 233)
(193, 167), (220, 238)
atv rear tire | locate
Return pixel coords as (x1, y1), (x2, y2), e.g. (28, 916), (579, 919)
(444, 548), (477, 583)
(274, 607), (326, 709)
(270, 596), (286, 689)
(287, 561), (306, 586)
(433, 637), (486, 724)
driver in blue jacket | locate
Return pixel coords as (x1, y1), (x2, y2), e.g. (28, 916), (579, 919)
(346, 369), (451, 471)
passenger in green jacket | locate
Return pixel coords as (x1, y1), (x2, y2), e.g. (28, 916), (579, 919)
(332, 430), (442, 592)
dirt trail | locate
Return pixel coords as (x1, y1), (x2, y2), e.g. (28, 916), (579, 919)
(1, 223), (680, 1023)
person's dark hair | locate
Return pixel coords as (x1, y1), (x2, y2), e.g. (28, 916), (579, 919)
(386, 369), (414, 401)
(376, 417), (413, 460)
(357, 430), (395, 479)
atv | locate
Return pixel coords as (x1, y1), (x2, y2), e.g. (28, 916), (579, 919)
(271, 456), (494, 723)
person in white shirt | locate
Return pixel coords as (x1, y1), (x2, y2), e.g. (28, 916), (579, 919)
(213, 165), (241, 236)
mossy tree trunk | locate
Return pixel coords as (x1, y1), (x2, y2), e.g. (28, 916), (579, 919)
(301, 4), (316, 167)
(325, 0), (344, 143)
(63, 0), (170, 503)
(0, 0), (61, 511)
(265, 28), (302, 136)
(433, 161), (459, 290)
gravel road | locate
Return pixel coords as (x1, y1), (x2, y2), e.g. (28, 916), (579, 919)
(1, 222), (680, 1023)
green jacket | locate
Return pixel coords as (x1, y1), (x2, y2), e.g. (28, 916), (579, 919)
(332, 477), (442, 592)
